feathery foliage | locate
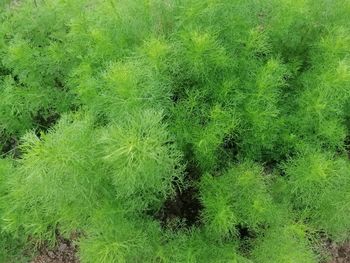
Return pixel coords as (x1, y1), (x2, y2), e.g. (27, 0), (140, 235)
(0, 0), (350, 262)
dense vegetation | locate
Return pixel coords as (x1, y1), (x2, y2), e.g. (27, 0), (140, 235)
(1, 0), (350, 262)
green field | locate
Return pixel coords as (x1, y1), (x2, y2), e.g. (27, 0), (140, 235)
(1, 0), (350, 262)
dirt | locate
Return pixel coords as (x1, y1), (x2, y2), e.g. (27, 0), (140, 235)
(28, 236), (350, 263)
(156, 185), (203, 228)
(30, 236), (79, 263)
(155, 157), (203, 229)
(327, 242), (350, 263)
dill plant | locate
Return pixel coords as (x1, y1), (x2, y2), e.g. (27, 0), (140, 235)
(0, 0), (350, 262)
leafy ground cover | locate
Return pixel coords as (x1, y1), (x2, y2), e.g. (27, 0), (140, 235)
(1, 0), (350, 262)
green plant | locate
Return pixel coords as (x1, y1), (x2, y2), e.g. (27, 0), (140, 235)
(251, 224), (317, 263)
(0, 0), (350, 262)
(281, 149), (350, 241)
(200, 162), (277, 238)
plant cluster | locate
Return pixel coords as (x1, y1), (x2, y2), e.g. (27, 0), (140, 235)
(0, 0), (350, 262)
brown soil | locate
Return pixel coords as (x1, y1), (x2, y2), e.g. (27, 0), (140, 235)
(156, 185), (203, 228)
(328, 242), (350, 263)
(28, 237), (350, 263)
(155, 156), (203, 229)
(30, 236), (79, 263)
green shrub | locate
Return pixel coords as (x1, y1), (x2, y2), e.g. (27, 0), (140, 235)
(251, 224), (317, 263)
(161, 229), (251, 263)
(0, 159), (28, 262)
(1, 0), (350, 262)
(200, 162), (277, 238)
(281, 149), (350, 241)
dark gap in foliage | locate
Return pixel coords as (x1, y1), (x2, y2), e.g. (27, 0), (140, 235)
(54, 77), (66, 91)
(183, 145), (203, 181)
(254, 50), (269, 61)
(343, 106), (350, 157)
(0, 66), (11, 76)
(237, 225), (256, 239)
(278, 168), (286, 177)
(0, 134), (21, 158)
(211, 134), (240, 175)
(155, 150), (204, 229)
(262, 155), (289, 175)
(236, 224), (257, 255)
(263, 159), (279, 175)
(11, 74), (29, 88)
(171, 76), (200, 104)
(155, 185), (203, 229)
(261, 151), (292, 176)
(170, 92), (180, 104)
(221, 134), (239, 160)
(334, 135), (349, 158)
(48, 35), (65, 44)
(93, 112), (110, 127)
(277, 37), (313, 74)
(292, 53), (312, 74)
(345, 135), (350, 159)
(32, 109), (60, 136)
(13, 74), (20, 84)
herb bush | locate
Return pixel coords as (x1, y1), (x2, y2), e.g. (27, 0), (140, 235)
(0, 0), (350, 262)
